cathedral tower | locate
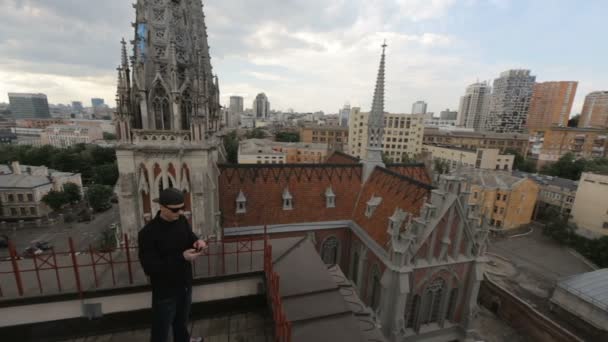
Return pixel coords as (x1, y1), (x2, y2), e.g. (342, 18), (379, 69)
(114, 0), (223, 239)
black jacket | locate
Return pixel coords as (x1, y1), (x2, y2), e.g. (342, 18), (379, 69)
(138, 212), (198, 297)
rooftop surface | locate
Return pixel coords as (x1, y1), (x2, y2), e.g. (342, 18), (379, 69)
(455, 168), (525, 189)
(558, 268), (608, 309)
(0, 174), (51, 188)
(512, 171), (578, 191)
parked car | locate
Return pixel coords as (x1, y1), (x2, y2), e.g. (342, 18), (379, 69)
(33, 240), (53, 251)
(22, 246), (43, 258)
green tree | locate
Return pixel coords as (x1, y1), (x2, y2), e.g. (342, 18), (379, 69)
(86, 184), (113, 212)
(540, 152), (586, 180)
(223, 131), (240, 164)
(42, 190), (70, 211)
(103, 132), (117, 140)
(63, 182), (82, 203)
(245, 128), (267, 139)
(568, 114), (580, 127)
(504, 148), (536, 173)
(275, 131), (300, 142)
(92, 163), (119, 186)
(433, 159), (450, 174)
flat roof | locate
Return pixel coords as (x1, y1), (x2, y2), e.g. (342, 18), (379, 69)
(558, 269), (608, 310)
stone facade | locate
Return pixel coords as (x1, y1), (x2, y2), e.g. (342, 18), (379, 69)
(114, 0), (222, 240)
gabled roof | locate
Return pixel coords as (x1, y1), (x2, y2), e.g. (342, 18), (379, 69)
(325, 151), (360, 164)
(557, 268), (608, 310)
(385, 163), (432, 184)
(0, 175), (51, 189)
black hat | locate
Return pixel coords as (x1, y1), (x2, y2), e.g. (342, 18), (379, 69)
(153, 188), (185, 206)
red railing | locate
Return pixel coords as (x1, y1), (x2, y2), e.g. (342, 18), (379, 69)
(263, 230), (292, 342)
(0, 229), (292, 341)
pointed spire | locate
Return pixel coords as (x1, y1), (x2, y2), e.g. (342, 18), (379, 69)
(362, 41), (388, 181)
(121, 38), (129, 69)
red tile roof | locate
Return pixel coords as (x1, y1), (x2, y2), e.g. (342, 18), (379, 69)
(385, 163), (431, 184)
(325, 151), (360, 164)
(219, 163), (433, 250)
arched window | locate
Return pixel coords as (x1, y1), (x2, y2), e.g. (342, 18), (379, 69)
(152, 83), (171, 130)
(445, 288), (459, 321)
(321, 236), (339, 265)
(422, 278), (445, 325)
(405, 294), (420, 330)
(181, 89), (193, 130)
(368, 264), (381, 311)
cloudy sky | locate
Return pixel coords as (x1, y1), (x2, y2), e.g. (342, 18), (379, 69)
(0, 0), (606, 115)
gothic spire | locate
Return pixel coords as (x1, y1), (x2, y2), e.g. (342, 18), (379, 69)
(362, 41), (388, 182)
(120, 38), (129, 70)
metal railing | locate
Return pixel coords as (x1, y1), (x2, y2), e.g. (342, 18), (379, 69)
(263, 231), (292, 342)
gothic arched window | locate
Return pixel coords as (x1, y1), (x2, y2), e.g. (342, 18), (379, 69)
(445, 287), (459, 322)
(181, 89), (193, 130)
(351, 250), (360, 285)
(152, 84), (171, 130)
(405, 294), (420, 330)
(422, 278), (446, 325)
(321, 236), (339, 265)
(368, 264), (381, 311)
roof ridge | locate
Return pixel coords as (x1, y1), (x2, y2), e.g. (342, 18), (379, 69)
(375, 166), (434, 190)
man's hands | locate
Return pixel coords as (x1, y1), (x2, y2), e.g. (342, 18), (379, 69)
(182, 239), (208, 262)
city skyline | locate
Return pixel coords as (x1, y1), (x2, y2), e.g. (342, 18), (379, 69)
(0, 0), (606, 115)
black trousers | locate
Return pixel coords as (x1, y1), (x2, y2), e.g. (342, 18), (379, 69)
(150, 287), (192, 342)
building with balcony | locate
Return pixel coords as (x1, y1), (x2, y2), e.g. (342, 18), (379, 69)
(459, 168), (539, 230)
(423, 128), (529, 155)
(348, 112), (424, 162)
(571, 172), (608, 237)
(579, 91), (608, 129)
(526, 81), (577, 130)
(423, 145), (514, 171)
(483, 69), (536, 133)
(528, 127), (608, 168)
(300, 123), (349, 151)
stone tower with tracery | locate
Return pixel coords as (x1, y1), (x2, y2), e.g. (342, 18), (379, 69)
(114, 0), (223, 240)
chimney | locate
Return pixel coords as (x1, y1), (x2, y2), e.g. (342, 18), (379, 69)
(11, 161), (21, 175)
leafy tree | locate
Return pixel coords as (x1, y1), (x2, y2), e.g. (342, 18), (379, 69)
(42, 190), (70, 211)
(63, 182), (82, 203)
(568, 114), (580, 127)
(382, 152), (392, 164)
(86, 184), (113, 212)
(504, 148), (536, 173)
(92, 163), (119, 186)
(245, 128), (267, 139)
(275, 131), (300, 142)
(433, 159), (450, 174)
(223, 130), (240, 164)
(103, 132), (117, 140)
(540, 152), (586, 180)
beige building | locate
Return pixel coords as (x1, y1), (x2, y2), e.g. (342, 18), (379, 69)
(424, 145), (514, 171)
(570, 172), (608, 237)
(0, 161), (83, 220)
(300, 124), (349, 151)
(513, 171), (578, 216)
(462, 169), (539, 230)
(238, 139), (329, 164)
(348, 111), (424, 162)
(579, 91), (608, 129)
(41, 124), (103, 148)
(528, 127), (608, 167)
(423, 128), (529, 155)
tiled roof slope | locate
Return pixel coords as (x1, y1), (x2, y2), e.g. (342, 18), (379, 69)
(352, 167), (432, 248)
(219, 163), (434, 250)
(385, 163), (432, 184)
(219, 164), (363, 228)
(325, 151), (360, 164)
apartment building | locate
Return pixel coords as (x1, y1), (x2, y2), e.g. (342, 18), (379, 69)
(423, 128), (529, 155)
(423, 145), (514, 171)
(462, 169), (539, 230)
(238, 139), (329, 164)
(579, 91), (608, 129)
(348, 111), (424, 162)
(527, 81), (577, 130)
(528, 127), (608, 167)
(300, 124), (349, 151)
(41, 124), (104, 148)
(513, 171), (577, 216)
(571, 172), (608, 237)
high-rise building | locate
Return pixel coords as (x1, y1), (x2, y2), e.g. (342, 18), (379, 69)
(579, 91), (608, 129)
(253, 93), (270, 119)
(8, 93), (51, 119)
(71, 101), (84, 113)
(229, 96), (244, 114)
(439, 108), (458, 121)
(458, 82), (491, 130)
(338, 103), (351, 127)
(484, 69), (536, 133)
(527, 81), (577, 130)
(91, 98), (105, 108)
(411, 100), (427, 114)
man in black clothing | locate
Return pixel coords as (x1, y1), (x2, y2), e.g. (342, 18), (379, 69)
(138, 188), (207, 342)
